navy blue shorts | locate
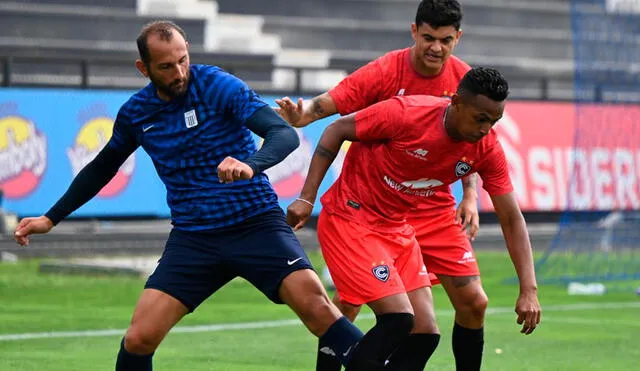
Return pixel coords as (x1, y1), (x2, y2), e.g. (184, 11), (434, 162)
(145, 207), (314, 312)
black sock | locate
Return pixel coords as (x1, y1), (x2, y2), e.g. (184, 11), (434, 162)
(346, 313), (414, 371)
(452, 323), (484, 371)
(317, 316), (363, 368)
(316, 337), (344, 371)
(115, 338), (153, 371)
(386, 333), (441, 370)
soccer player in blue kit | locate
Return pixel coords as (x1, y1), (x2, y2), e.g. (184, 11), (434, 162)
(13, 21), (384, 371)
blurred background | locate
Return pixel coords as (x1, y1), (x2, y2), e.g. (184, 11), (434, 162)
(0, 1), (639, 370)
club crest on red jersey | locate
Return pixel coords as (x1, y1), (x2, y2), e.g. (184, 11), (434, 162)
(455, 157), (474, 177)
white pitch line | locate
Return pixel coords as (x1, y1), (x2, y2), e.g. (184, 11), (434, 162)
(542, 316), (640, 327)
(0, 301), (638, 342)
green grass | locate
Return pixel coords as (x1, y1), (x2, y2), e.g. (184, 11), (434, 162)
(1, 251), (638, 371)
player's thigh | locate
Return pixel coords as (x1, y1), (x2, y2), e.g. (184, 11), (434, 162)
(126, 288), (189, 347)
(317, 211), (421, 307)
(393, 233), (432, 295)
(230, 208), (315, 304)
(145, 228), (235, 312)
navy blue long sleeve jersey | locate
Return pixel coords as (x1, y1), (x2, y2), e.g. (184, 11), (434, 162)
(108, 64), (285, 230)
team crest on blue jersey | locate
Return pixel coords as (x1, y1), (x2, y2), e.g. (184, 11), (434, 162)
(184, 109), (198, 128)
(455, 157), (474, 177)
(372, 265), (390, 282)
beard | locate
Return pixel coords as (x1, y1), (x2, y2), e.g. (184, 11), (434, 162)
(149, 69), (190, 99)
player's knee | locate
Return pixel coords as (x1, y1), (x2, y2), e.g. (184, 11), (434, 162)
(124, 327), (161, 355)
(412, 308), (440, 334)
(293, 290), (339, 334)
(456, 289), (488, 320)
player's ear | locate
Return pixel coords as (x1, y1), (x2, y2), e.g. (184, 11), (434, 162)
(411, 23), (418, 42)
(451, 93), (462, 107)
(455, 29), (463, 45)
(135, 59), (149, 77)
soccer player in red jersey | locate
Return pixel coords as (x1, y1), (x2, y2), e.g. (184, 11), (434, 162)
(287, 67), (541, 371)
(277, 1), (491, 369)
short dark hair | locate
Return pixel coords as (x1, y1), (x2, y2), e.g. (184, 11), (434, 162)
(415, 0), (462, 30)
(136, 20), (187, 65)
(457, 67), (510, 102)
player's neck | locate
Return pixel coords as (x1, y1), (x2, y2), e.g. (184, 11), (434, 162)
(156, 89), (172, 101)
(410, 46), (443, 76)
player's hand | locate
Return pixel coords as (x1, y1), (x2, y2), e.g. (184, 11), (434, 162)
(455, 197), (479, 240)
(217, 156), (254, 184)
(14, 216), (54, 246)
(286, 198), (314, 230)
(515, 289), (541, 335)
(274, 97), (304, 127)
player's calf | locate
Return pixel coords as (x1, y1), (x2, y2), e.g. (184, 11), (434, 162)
(345, 312), (415, 371)
(440, 275), (488, 371)
(385, 287), (441, 370)
(116, 338), (154, 371)
(344, 293), (416, 370)
(279, 269), (365, 367)
(316, 294), (363, 371)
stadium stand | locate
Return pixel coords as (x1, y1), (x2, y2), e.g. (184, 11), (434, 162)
(0, 0), (638, 99)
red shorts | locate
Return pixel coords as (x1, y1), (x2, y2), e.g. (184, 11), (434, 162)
(407, 208), (480, 285)
(317, 211), (431, 306)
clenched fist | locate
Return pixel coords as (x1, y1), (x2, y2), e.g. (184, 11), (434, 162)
(217, 156), (254, 184)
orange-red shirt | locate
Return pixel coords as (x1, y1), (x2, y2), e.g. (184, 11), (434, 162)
(321, 96), (513, 230)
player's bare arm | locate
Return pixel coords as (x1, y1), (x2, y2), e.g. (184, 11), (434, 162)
(490, 191), (541, 335)
(286, 115), (357, 230)
(456, 173), (480, 239)
(14, 144), (131, 246)
(275, 92), (338, 128)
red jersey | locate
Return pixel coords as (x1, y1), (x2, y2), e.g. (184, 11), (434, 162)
(320, 96), (513, 231)
(328, 48), (471, 210)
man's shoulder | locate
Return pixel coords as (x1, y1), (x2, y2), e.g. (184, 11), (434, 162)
(191, 64), (248, 97)
(373, 47), (409, 70)
(191, 64), (236, 84)
(117, 84), (157, 124)
(446, 55), (472, 76)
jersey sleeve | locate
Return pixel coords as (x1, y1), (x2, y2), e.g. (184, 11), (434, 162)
(478, 140), (514, 196)
(328, 58), (386, 115)
(354, 98), (406, 142)
(107, 106), (139, 155)
(218, 72), (268, 125)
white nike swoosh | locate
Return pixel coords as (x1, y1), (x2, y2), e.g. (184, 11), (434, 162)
(343, 346), (352, 357)
(287, 257), (303, 265)
(143, 124), (155, 132)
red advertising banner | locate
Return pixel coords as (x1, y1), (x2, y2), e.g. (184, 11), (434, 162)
(479, 102), (640, 211)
